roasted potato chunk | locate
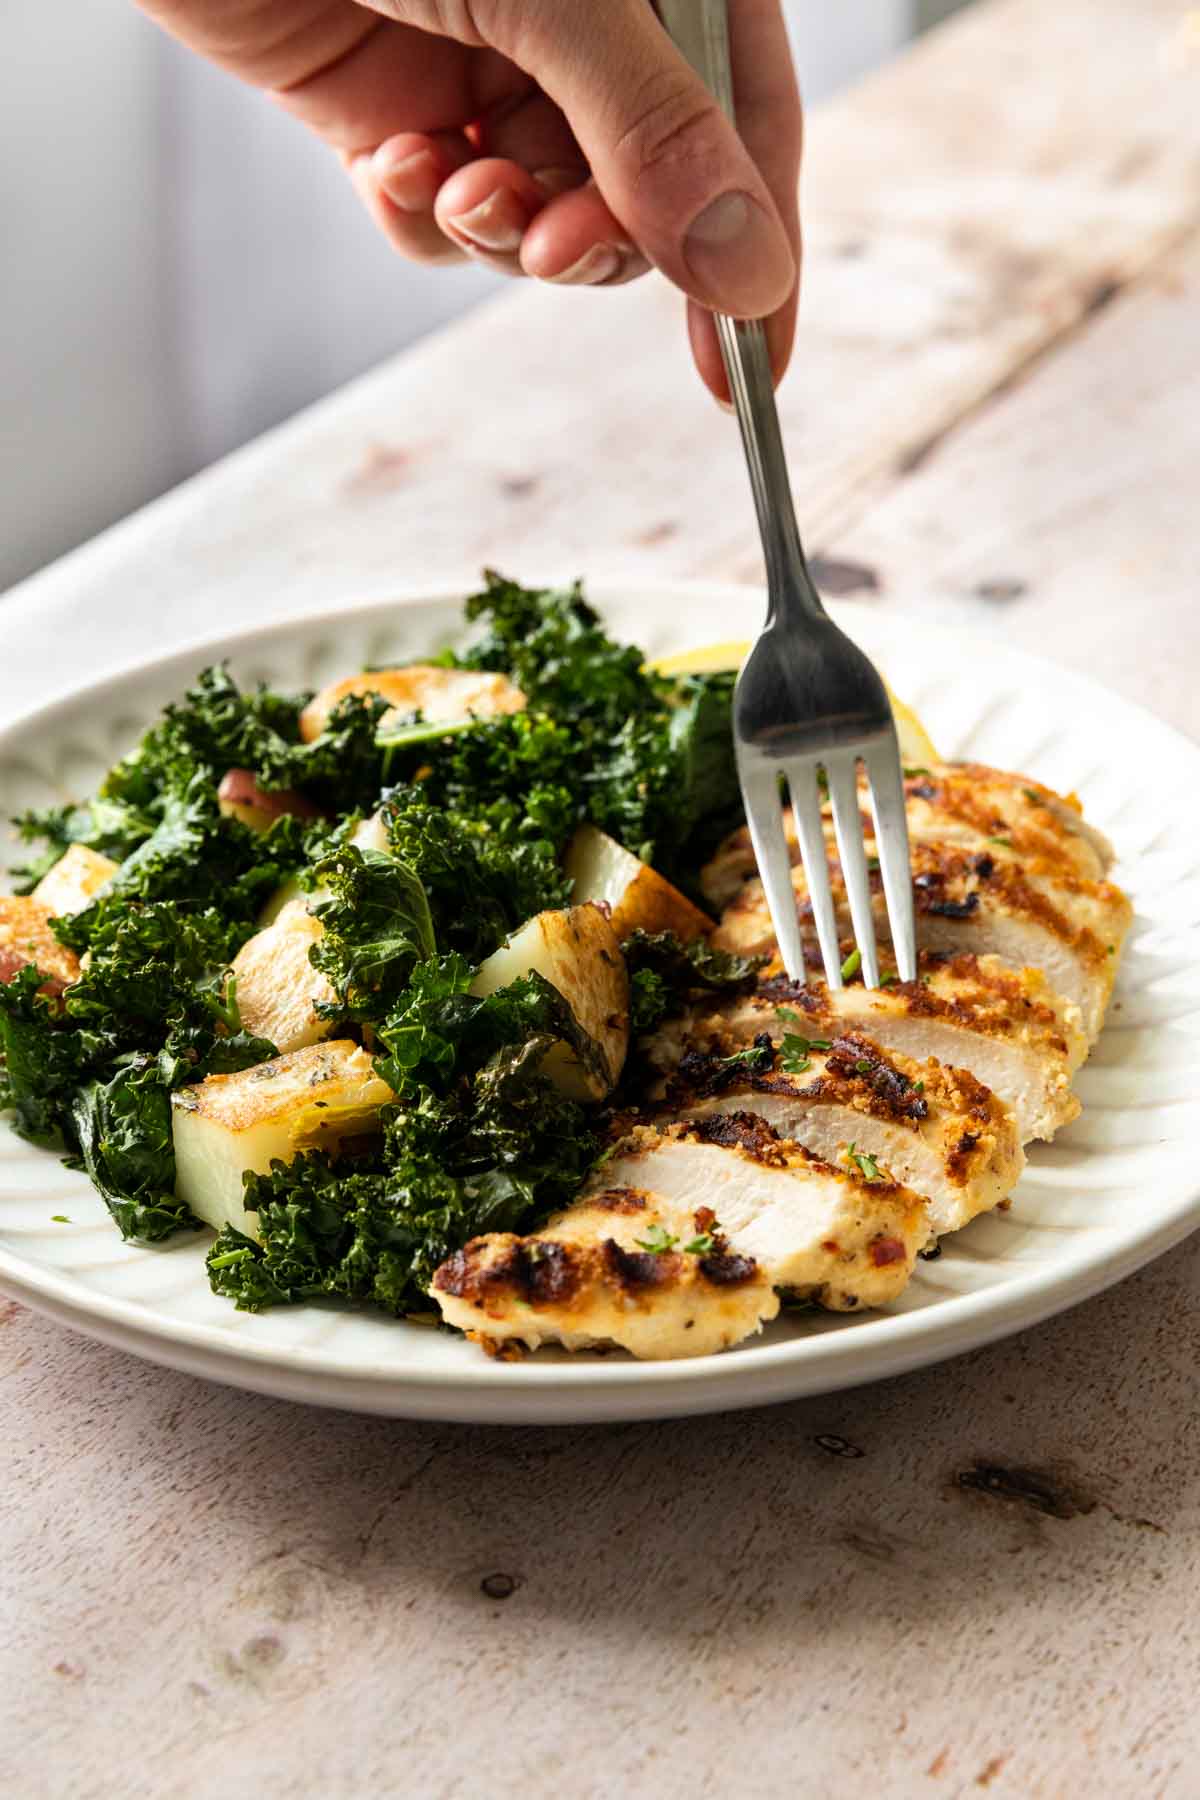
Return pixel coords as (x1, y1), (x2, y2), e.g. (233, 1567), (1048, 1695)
(565, 824), (711, 943)
(32, 844), (119, 917)
(230, 899), (338, 1054)
(470, 905), (629, 1100)
(171, 1041), (394, 1239)
(0, 896), (80, 994)
(298, 666), (525, 744)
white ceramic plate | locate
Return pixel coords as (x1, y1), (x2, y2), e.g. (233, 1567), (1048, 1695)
(2, 584), (1198, 1424)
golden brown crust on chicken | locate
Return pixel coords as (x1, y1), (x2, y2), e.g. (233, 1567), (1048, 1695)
(710, 837), (1130, 1038)
(651, 949), (1085, 1143)
(701, 761), (1116, 909)
(902, 764), (1114, 880)
(431, 1113), (932, 1356)
(433, 1180), (779, 1360)
(652, 1027), (1022, 1236)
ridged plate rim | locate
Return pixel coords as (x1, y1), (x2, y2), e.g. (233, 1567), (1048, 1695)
(1, 581), (1196, 1423)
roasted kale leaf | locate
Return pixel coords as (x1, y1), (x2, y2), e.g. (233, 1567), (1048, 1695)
(623, 929), (763, 1036)
(309, 844), (436, 1024)
(5, 572), (750, 1308)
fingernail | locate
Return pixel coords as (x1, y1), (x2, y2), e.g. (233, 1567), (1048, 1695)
(533, 166), (582, 197)
(715, 396), (735, 415)
(377, 148), (438, 212)
(546, 243), (624, 287)
(446, 189), (528, 254)
(683, 189), (793, 315)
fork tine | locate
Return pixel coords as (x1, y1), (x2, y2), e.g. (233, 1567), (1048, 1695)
(863, 737), (917, 982)
(736, 756), (807, 982)
(826, 754), (881, 990)
(786, 759), (844, 989)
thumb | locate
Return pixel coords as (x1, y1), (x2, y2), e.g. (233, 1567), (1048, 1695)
(506, 0), (796, 318)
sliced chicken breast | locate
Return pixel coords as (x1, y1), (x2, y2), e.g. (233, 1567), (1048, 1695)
(434, 1177), (779, 1359)
(656, 1031), (1024, 1237)
(711, 840), (1130, 1040)
(432, 1115), (929, 1358)
(701, 761), (1115, 909)
(652, 950), (1085, 1142)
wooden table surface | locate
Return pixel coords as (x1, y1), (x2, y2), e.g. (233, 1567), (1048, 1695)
(3, 2), (1200, 1794)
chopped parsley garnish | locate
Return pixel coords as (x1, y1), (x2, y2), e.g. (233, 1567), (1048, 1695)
(714, 1039), (776, 1077)
(854, 1058), (872, 1074)
(683, 1232), (715, 1255)
(904, 766), (932, 779)
(840, 947), (862, 981)
(846, 1141), (886, 1183)
(1022, 788), (1044, 806)
(50, 1214), (70, 1224)
(988, 835), (1013, 848)
(775, 1009), (832, 1074)
(878, 972), (898, 987)
(635, 1224), (679, 1255)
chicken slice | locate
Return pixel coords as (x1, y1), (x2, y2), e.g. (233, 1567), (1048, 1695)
(711, 839), (1130, 1041)
(656, 1031), (1024, 1238)
(432, 1116), (929, 1358)
(701, 761), (1115, 910)
(651, 950), (1085, 1142)
(434, 1180), (779, 1360)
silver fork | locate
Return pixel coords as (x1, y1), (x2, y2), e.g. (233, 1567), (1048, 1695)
(657, 0), (917, 991)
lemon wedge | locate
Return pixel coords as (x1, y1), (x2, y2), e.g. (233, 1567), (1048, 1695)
(651, 640), (752, 677)
(886, 690), (940, 770)
(651, 640), (940, 766)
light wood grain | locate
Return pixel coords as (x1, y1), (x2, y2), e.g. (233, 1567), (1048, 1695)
(2, 0), (1199, 696)
(821, 232), (1200, 740)
(3, 0), (1200, 1793)
(3, 1242), (1199, 1800)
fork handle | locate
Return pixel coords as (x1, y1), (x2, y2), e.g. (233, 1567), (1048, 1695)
(654, 0), (826, 624)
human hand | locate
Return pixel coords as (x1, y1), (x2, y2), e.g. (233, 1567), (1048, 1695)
(136, 0), (802, 400)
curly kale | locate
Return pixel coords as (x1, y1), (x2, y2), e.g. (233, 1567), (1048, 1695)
(13, 668), (389, 887)
(100, 664), (390, 813)
(207, 967), (603, 1315)
(435, 571), (742, 872)
(374, 791), (570, 964)
(5, 571), (752, 1309)
(1, 896), (276, 1239)
(0, 968), (106, 1141)
(71, 1057), (202, 1243)
(623, 930), (764, 1036)
(308, 844), (436, 1025)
